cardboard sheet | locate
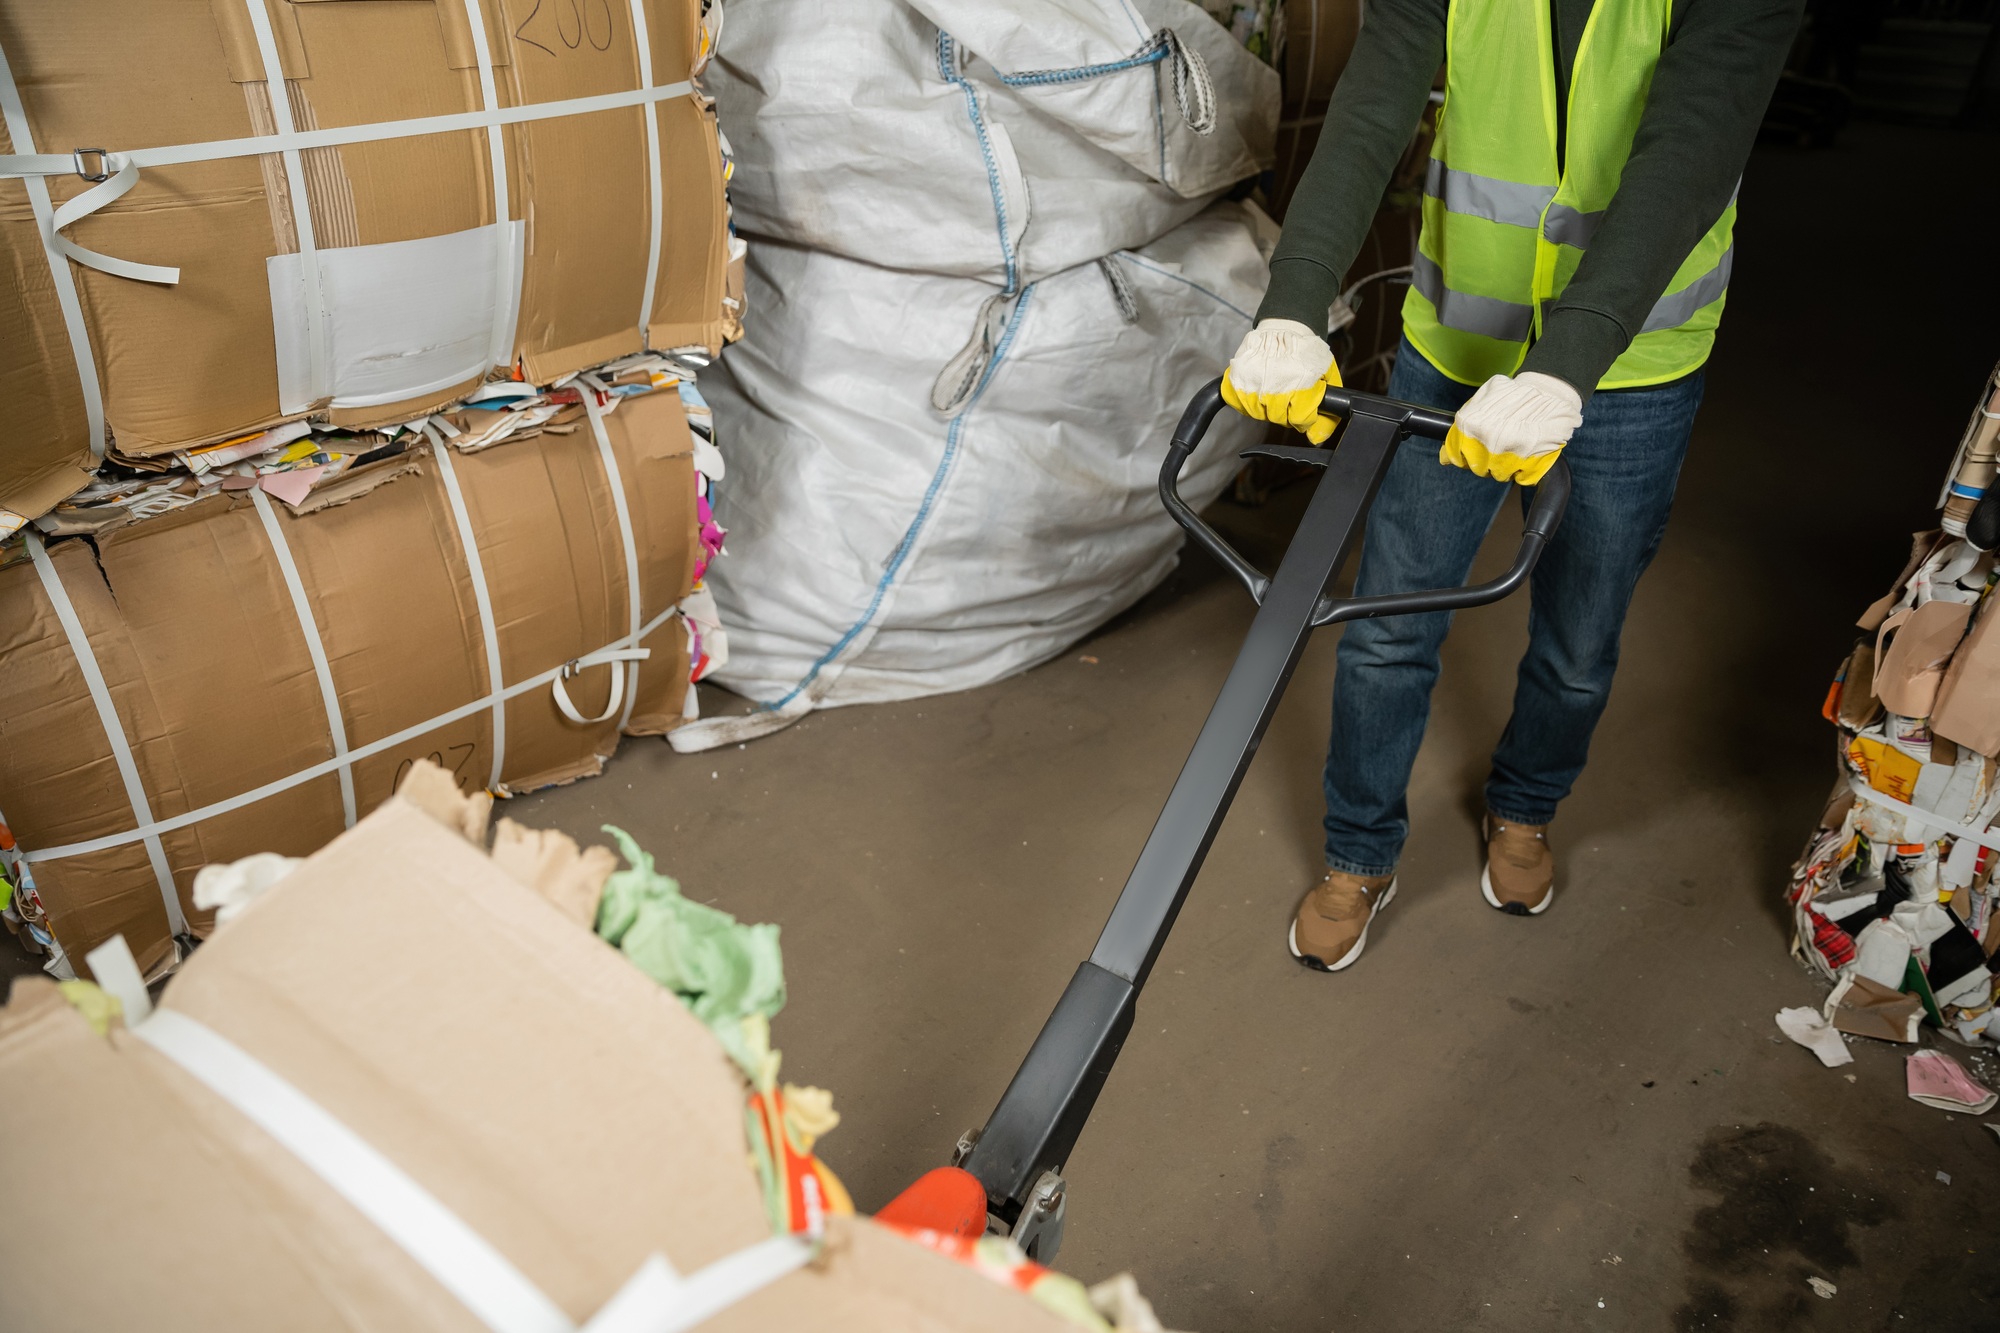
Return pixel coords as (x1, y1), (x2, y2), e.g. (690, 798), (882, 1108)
(1872, 599), (1975, 719)
(1831, 641), (1883, 731)
(1933, 590), (2000, 758)
(1823, 975), (1924, 1044)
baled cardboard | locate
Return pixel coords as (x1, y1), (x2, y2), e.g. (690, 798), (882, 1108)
(0, 0), (729, 519)
(0, 794), (1075, 1332)
(0, 388), (698, 978)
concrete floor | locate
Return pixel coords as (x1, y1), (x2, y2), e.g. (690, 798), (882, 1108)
(514, 122), (2000, 1331)
(10, 122), (1990, 1330)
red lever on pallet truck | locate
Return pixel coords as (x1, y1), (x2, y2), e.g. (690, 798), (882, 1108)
(876, 1166), (989, 1239)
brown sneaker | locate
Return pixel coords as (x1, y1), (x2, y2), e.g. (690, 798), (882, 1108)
(1481, 815), (1554, 915)
(1288, 869), (1397, 972)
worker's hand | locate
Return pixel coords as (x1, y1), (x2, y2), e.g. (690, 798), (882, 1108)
(1220, 318), (1342, 445)
(1439, 372), (1582, 485)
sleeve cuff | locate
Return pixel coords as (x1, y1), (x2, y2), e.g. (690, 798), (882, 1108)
(1254, 258), (1345, 335)
(1520, 307), (1631, 405)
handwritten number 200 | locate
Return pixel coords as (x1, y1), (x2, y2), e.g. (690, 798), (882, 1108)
(515, 0), (615, 57)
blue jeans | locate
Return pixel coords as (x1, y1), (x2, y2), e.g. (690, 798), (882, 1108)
(1322, 338), (1703, 875)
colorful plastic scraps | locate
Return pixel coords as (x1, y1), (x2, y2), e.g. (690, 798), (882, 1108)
(584, 828), (1175, 1329)
(596, 824), (787, 1086)
(748, 1082), (855, 1236)
(594, 823), (854, 1238)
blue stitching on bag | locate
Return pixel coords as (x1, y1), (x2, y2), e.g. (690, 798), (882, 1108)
(996, 43), (1169, 87)
(763, 30), (1044, 712)
(937, 32), (1019, 295)
(1153, 62), (1168, 180)
(769, 17), (1201, 712)
(945, 24), (1177, 214)
(768, 287), (1038, 710)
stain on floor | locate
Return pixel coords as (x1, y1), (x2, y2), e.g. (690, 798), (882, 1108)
(1674, 1123), (1894, 1330)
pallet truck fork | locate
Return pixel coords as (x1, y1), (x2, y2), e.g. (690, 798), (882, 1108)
(949, 379), (1571, 1261)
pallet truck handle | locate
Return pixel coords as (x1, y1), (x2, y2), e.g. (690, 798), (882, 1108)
(959, 377), (1570, 1262)
(1159, 376), (1571, 622)
(1159, 378), (1272, 602)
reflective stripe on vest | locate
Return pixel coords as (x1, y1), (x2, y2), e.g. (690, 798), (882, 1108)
(1410, 250), (1533, 343)
(1422, 158), (1553, 230)
(1417, 166), (1734, 341)
(1542, 202), (1601, 249)
(1401, 0), (1738, 390)
(1641, 242), (1732, 333)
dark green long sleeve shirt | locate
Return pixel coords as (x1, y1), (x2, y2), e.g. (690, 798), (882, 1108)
(1258, 0), (1804, 399)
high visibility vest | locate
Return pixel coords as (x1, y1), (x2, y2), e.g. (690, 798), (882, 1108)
(1401, 0), (1735, 389)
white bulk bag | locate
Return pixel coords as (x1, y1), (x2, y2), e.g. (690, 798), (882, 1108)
(690, 200), (1274, 725)
(707, 0), (1280, 285)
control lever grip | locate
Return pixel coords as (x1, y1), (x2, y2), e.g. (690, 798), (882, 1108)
(1158, 378), (1569, 618)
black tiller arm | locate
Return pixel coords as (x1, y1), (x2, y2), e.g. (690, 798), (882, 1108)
(961, 378), (1571, 1233)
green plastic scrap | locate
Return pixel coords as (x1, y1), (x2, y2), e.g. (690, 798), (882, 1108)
(596, 825), (786, 1089)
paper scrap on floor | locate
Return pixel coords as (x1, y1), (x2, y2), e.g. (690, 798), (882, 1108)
(1907, 1048), (1999, 1113)
(1824, 974), (1925, 1043)
(1778, 1007), (1856, 1067)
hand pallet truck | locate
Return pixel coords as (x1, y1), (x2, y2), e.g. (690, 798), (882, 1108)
(948, 379), (1571, 1261)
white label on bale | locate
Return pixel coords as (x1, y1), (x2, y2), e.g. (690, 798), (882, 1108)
(269, 220), (525, 412)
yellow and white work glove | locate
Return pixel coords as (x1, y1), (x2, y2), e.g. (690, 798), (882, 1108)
(1219, 318), (1341, 445)
(1439, 371), (1582, 485)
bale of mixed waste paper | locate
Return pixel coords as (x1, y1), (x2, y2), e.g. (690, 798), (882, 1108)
(0, 376), (718, 980)
(1786, 363), (2000, 1047)
(0, 0), (732, 525)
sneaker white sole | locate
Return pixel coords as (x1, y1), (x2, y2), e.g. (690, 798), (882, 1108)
(1481, 864), (1553, 916)
(1288, 878), (1397, 972)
